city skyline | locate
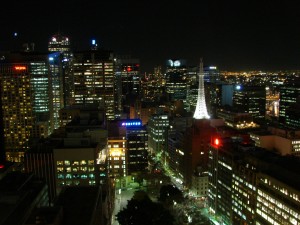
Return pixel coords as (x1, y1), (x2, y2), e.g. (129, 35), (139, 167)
(1, 1), (300, 73)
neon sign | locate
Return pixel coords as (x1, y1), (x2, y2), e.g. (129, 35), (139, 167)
(14, 66), (27, 70)
(121, 120), (142, 127)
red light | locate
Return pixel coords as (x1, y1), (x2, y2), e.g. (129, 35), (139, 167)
(0, 164), (4, 169)
(127, 67), (132, 72)
(214, 138), (220, 146)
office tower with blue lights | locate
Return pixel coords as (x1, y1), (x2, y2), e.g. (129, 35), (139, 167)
(72, 49), (115, 120)
(165, 59), (187, 101)
(48, 33), (73, 131)
(120, 119), (148, 175)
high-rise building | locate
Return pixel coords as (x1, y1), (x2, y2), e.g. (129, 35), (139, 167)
(0, 63), (34, 162)
(48, 33), (73, 131)
(208, 136), (300, 225)
(233, 85), (266, 119)
(72, 50), (115, 120)
(107, 137), (127, 187)
(148, 114), (169, 155)
(203, 65), (220, 83)
(30, 60), (50, 123)
(165, 59), (187, 101)
(0, 93), (5, 164)
(48, 52), (64, 131)
(0, 52), (51, 135)
(115, 57), (140, 116)
(118, 119), (148, 175)
(279, 85), (300, 126)
(24, 143), (57, 204)
(48, 33), (71, 53)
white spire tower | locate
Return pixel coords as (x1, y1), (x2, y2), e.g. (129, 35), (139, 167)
(193, 58), (210, 119)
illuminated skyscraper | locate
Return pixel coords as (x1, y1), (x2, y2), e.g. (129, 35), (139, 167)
(48, 33), (73, 131)
(233, 85), (266, 119)
(72, 50), (115, 120)
(0, 64), (34, 162)
(193, 59), (210, 119)
(115, 57), (140, 116)
(165, 59), (187, 101)
(279, 84), (300, 126)
(0, 93), (5, 164)
(48, 33), (71, 52)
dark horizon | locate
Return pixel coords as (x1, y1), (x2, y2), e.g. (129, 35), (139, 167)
(1, 0), (300, 73)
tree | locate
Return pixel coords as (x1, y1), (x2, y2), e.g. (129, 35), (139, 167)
(158, 185), (185, 207)
(116, 190), (174, 225)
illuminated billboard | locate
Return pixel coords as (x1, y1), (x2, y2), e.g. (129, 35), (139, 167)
(14, 66), (27, 71)
(120, 119), (142, 127)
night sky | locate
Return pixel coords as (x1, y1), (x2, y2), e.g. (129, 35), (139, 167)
(1, 0), (300, 73)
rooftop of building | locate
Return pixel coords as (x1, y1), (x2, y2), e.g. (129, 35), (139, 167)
(55, 186), (107, 225)
(248, 149), (300, 190)
(0, 172), (47, 225)
(24, 206), (63, 225)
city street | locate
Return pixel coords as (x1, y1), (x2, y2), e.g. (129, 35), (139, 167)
(111, 188), (135, 225)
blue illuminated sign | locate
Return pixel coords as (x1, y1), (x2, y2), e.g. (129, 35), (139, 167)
(121, 120), (142, 127)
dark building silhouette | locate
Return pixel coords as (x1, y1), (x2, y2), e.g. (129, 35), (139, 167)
(0, 171), (49, 225)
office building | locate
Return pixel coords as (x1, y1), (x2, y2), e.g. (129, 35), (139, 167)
(48, 33), (73, 131)
(48, 52), (65, 131)
(72, 50), (115, 120)
(0, 63), (34, 162)
(279, 85), (300, 126)
(118, 119), (148, 175)
(54, 186), (113, 225)
(48, 33), (71, 53)
(0, 51), (51, 133)
(165, 59), (187, 101)
(24, 141), (58, 204)
(203, 65), (220, 83)
(285, 101), (300, 129)
(249, 126), (300, 156)
(208, 136), (300, 225)
(115, 57), (140, 115)
(233, 85), (266, 119)
(0, 94), (5, 164)
(107, 137), (127, 187)
(147, 114), (169, 155)
(216, 108), (259, 130)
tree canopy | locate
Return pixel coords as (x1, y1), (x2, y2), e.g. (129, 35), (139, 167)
(116, 190), (174, 225)
(157, 184), (185, 207)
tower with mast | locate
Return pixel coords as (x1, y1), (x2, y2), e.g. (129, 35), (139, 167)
(193, 58), (210, 119)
